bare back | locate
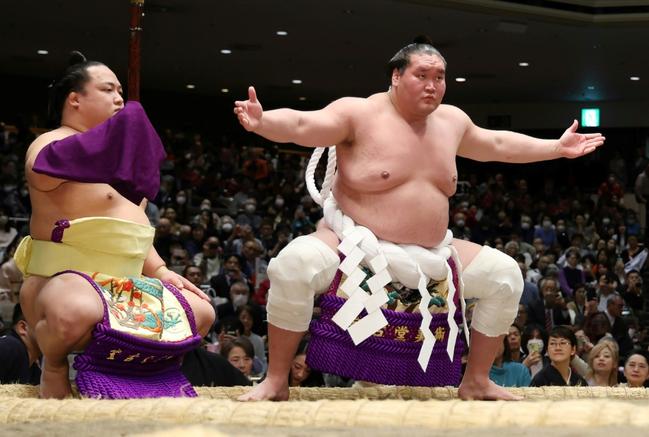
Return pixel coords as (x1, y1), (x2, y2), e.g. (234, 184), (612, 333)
(333, 93), (469, 247)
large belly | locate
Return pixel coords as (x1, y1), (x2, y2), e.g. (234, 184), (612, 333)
(333, 180), (449, 248)
(29, 182), (148, 240)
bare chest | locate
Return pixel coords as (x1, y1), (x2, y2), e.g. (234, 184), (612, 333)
(337, 116), (460, 196)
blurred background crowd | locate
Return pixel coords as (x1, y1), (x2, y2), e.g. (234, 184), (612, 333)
(2, 122), (649, 389)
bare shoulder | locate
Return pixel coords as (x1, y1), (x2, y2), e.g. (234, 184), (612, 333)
(25, 127), (75, 190)
(437, 104), (471, 123)
(25, 128), (74, 166)
(327, 95), (370, 114)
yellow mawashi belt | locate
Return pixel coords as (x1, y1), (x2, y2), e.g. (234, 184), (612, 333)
(14, 217), (153, 279)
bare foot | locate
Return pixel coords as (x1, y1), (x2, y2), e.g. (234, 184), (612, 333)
(40, 363), (72, 399)
(458, 378), (522, 401)
(237, 378), (289, 401)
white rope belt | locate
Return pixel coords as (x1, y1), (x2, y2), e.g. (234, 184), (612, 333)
(306, 146), (469, 370)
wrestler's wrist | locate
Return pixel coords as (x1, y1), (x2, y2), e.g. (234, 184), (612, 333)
(150, 264), (169, 278)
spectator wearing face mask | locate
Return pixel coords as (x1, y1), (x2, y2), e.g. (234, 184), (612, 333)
(518, 215), (535, 243)
(236, 198), (262, 231)
(534, 216), (557, 249)
(217, 281), (252, 320)
(450, 211), (471, 241)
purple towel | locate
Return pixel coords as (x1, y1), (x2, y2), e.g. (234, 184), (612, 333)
(33, 101), (166, 205)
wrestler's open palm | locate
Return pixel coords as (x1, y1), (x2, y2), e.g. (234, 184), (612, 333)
(234, 86), (263, 132)
(557, 120), (605, 159)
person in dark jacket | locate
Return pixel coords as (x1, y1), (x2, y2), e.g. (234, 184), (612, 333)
(0, 304), (41, 384)
(530, 325), (587, 387)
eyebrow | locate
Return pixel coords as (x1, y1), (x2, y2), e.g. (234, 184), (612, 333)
(100, 81), (123, 90)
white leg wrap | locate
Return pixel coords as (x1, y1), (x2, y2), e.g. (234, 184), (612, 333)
(462, 246), (523, 337)
(266, 235), (340, 332)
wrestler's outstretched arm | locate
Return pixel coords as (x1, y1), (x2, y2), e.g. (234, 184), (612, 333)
(234, 86), (361, 147)
(453, 106), (606, 163)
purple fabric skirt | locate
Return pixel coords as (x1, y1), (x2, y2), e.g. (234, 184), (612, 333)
(307, 258), (464, 386)
(60, 270), (202, 399)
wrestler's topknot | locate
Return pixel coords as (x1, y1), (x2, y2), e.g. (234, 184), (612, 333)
(386, 35), (446, 81)
(47, 51), (105, 127)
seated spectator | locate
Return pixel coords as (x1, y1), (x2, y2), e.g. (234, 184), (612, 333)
(0, 304), (41, 384)
(217, 281), (251, 320)
(181, 345), (252, 387)
(527, 276), (571, 329)
(585, 340), (619, 386)
(595, 272), (618, 313)
(520, 323), (548, 378)
(211, 254), (250, 298)
(622, 270), (643, 313)
(241, 239), (268, 289)
(621, 352), (649, 388)
(558, 249), (586, 298)
(289, 340), (324, 387)
(566, 283), (588, 326)
(183, 222), (206, 258)
(489, 335), (531, 387)
(605, 295), (634, 359)
(220, 336), (257, 379)
(530, 326), (587, 387)
(193, 236), (222, 281)
(237, 304), (267, 373)
(236, 198), (262, 231)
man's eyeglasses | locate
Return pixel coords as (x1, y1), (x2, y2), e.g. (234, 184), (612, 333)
(548, 340), (571, 348)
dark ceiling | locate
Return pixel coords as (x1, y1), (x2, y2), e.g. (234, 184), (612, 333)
(2, 0), (649, 111)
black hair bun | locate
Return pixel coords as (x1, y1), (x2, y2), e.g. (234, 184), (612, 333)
(68, 50), (87, 66)
(413, 35), (433, 45)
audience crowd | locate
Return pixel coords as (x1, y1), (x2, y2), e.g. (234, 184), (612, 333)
(1, 124), (649, 389)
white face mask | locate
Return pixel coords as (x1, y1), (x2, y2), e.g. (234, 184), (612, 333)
(232, 294), (248, 307)
(521, 222), (531, 230)
(527, 338), (544, 354)
(275, 199), (285, 208)
(176, 196), (187, 205)
(245, 204), (256, 213)
(222, 223), (233, 233)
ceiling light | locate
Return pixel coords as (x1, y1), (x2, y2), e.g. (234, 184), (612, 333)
(37, 49), (48, 55)
(292, 79), (302, 84)
(220, 49), (232, 54)
(518, 62), (529, 67)
(276, 31), (288, 36)
(299, 97), (307, 101)
(221, 88), (229, 93)
(455, 77), (467, 83)
(186, 84), (195, 89)
(587, 86), (595, 90)
(630, 76), (640, 81)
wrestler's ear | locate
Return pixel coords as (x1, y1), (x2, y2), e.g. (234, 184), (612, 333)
(68, 91), (81, 109)
(391, 68), (401, 88)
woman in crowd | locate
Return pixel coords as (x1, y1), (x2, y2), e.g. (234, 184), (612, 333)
(585, 340), (619, 386)
(237, 304), (267, 373)
(220, 336), (256, 379)
(621, 352), (649, 388)
(289, 340), (324, 387)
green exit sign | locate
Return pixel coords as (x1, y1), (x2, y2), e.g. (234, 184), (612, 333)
(581, 108), (600, 127)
